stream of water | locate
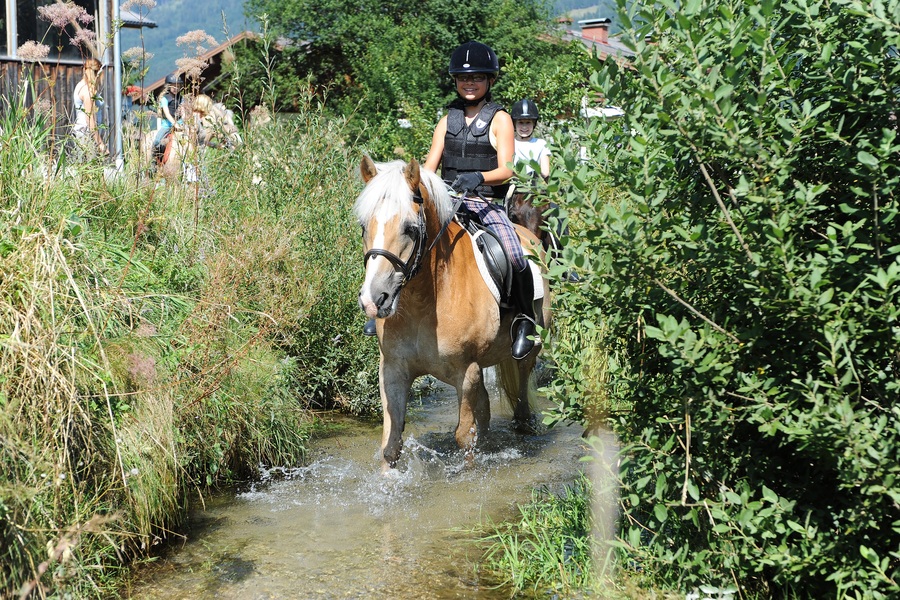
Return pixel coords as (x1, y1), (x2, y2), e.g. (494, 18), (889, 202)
(128, 377), (589, 599)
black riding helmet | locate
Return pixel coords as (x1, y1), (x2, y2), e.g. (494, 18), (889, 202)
(164, 73), (183, 85)
(448, 41), (499, 76)
(511, 98), (539, 122)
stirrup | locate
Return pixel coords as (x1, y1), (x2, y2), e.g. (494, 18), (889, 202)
(363, 318), (377, 337)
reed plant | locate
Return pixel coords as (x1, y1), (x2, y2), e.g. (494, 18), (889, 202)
(1, 87), (378, 597)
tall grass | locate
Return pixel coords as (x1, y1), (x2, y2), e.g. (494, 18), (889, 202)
(480, 475), (599, 597)
(0, 89), (378, 597)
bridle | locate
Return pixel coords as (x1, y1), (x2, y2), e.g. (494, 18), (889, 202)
(362, 186), (464, 289)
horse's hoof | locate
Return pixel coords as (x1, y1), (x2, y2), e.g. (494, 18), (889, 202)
(463, 451), (476, 469)
(383, 446), (402, 467)
(513, 414), (541, 435)
(381, 465), (402, 478)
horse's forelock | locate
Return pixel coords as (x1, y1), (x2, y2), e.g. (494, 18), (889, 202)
(354, 161), (413, 225)
(353, 160), (454, 227)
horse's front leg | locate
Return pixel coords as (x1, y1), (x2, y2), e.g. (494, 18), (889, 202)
(454, 363), (491, 460)
(380, 357), (413, 470)
(513, 353), (537, 429)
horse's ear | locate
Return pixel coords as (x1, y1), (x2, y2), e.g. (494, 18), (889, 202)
(360, 155), (378, 183)
(404, 158), (420, 192)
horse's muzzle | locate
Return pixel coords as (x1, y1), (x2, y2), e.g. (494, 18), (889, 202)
(359, 290), (393, 319)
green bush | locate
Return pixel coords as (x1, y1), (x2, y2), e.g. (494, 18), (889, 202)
(543, 0), (900, 596)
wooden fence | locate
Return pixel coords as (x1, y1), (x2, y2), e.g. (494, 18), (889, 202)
(0, 59), (115, 152)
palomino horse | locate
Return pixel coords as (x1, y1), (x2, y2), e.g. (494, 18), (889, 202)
(355, 156), (551, 470)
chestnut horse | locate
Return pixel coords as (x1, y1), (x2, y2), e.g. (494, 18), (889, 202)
(355, 157), (551, 470)
(507, 188), (563, 257)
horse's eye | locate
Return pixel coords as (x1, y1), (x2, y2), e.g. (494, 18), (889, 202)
(403, 223), (418, 238)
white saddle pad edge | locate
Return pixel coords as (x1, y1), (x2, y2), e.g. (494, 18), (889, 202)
(468, 231), (544, 305)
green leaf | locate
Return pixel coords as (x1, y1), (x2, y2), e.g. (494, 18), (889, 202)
(687, 480), (700, 502)
(857, 151), (878, 168)
(628, 526), (642, 549)
(731, 43), (748, 58)
(654, 503), (668, 523)
(655, 474), (668, 499)
(0, 238), (16, 257)
(787, 520), (806, 534)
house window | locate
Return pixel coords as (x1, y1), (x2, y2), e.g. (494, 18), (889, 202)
(12, 0), (99, 61)
(1, 1), (9, 56)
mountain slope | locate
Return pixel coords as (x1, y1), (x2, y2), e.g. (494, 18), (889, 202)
(121, 0), (256, 84)
(557, 0), (622, 31)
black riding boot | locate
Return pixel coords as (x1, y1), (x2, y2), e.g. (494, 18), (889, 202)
(363, 318), (377, 337)
(511, 265), (539, 360)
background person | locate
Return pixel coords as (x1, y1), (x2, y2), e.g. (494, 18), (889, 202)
(510, 98), (549, 180)
(191, 93), (215, 145)
(191, 94), (241, 149)
(72, 57), (107, 158)
(509, 97), (578, 283)
(153, 73), (183, 154)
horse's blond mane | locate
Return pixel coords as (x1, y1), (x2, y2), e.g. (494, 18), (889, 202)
(354, 160), (453, 226)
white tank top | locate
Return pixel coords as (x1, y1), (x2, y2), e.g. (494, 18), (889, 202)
(73, 80), (90, 136)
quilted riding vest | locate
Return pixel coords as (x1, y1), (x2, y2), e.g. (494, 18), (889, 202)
(441, 102), (510, 199)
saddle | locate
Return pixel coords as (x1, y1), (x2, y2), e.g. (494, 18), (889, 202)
(455, 208), (514, 304)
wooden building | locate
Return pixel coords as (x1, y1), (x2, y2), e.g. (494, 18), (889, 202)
(1, 0), (155, 154)
(136, 30), (258, 103)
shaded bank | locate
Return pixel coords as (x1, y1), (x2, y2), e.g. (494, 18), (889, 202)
(0, 97), (378, 597)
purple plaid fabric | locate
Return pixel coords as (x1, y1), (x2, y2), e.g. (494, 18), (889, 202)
(462, 198), (527, 271)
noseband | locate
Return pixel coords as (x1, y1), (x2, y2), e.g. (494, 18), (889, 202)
(363, 192), (428, 287)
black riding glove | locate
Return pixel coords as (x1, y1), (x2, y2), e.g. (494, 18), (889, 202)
(451, 172), (484, 193)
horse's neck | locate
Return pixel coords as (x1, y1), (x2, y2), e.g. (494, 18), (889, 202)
(420, 216), (465, 283)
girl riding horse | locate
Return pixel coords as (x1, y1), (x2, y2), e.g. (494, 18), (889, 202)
(355, 156), (550, 470)
(422, 41), (540, 361)
(508, 98), (578, 282)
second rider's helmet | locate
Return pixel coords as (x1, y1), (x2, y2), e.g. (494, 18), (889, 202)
(448, 41), (500, 77)
(511, 98), (539, 122)
(165, 73), (183, 85)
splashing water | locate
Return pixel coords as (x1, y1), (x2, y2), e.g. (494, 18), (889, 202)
(129, 381), (588, 599)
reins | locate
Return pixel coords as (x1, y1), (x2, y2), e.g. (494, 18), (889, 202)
(427, 189), (465, 254)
